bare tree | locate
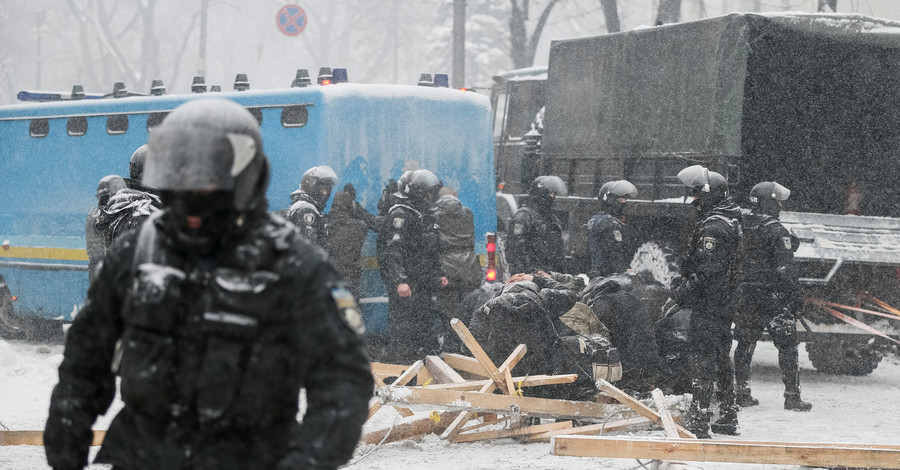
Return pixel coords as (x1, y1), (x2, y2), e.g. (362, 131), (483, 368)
(818, 0), (837, 12)
(655, 0), (681, 25)
(600, 0), (620, 33)
(509, 0), (559, 69)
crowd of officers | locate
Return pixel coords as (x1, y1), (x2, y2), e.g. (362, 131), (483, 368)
(55, 98), (811, 470)
(505, 165), (812, 440)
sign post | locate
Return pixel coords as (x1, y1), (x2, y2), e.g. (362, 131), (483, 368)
(276, 4), (307, 37)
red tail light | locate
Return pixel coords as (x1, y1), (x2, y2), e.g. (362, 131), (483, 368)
(321, 79), (332, 85)
(486, 232), (497, 282)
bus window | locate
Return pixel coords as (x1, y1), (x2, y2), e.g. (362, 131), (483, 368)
(248, 107), (263, 125)
(281, 105), (308, 128)
(67, 117), (88, 136)
(147, 112), (168, 129)
(106, 115), (129, 135)
(29, 119), (49, 138)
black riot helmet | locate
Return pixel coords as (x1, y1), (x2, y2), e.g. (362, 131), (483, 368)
(96, 174), (126, 206)
(749, 181), (790, 217)
(145, 98), (270, 248)
(400, 169), (443, 210)
(294, 165), (338, 211)
(677, 165), (728, 213)
(598, 179), (638, 217)
(528, 175), (567, 211)
(126, 144), (148, 189)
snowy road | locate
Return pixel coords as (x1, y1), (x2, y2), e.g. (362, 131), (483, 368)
(2, 339), (898, 470)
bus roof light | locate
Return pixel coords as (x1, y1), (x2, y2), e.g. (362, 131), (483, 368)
(317, 67), (333, 85)
(433, 73), (449, 88)
(192, 76), (207, 93)
(417, 73), (434, 87)
(332, 68), (349, 84)
(292, 69), (311, 87)
(149, 79), (166, 96)
(234, 73), (250, 91)
(210, 85), (222, 92)
(112, 82), (128, 98)
(71, 85), (85, 100)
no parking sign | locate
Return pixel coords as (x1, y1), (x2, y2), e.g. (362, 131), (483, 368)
(276, 4), (307, 36)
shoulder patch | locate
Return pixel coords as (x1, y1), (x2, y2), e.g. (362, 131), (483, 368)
(613, 230), (622, 242)
(702, 236), (717, 252)
(304, 213), (316, 225)
(393, 217), (405, 229)
(331, 285), (365, 334)
(782, 236), (792, 250)
(513, 223), (525, 235)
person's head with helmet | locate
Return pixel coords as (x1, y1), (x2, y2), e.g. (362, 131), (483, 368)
(528, 175), (567, 212)
(144, 98), (269, 251)
(677, 165), (728, 213)
(292, 166), (338, 212)
(398, 169), (443, 211)
(598, 179), (638, 218)
(749, 181), (790, 218)
(96, 175), (127, 207)
(125, 144), (149, 190)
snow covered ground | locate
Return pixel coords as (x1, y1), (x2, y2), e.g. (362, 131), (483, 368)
(1, 339), (898, 470)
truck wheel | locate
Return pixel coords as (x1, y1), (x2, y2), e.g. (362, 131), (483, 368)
(630, 241), (678, 288)
(805, 340), (882, 376)
(0, 276), (26, 340)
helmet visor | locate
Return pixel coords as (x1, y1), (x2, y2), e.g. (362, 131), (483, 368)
(605, 180), (638, 198)
(677, 165), (710, 189)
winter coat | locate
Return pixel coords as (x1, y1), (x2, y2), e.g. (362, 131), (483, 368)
(587, 212), (630, 277)
(45, 210), (373, 470)
(376, 202), (444, 291)
(327, 191), (368, 292)
(432, 195), (482, 293)
(95, 188), (161, 249)
(506, 203), (565, 274)
(286, 190), (327, 247)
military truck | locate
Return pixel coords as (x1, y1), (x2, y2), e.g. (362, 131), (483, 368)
(492, 12), (900, 374)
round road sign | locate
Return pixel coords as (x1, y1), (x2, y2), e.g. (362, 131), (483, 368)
(276, 4), (307, 37)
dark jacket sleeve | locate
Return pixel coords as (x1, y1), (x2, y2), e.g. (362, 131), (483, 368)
(284, 261), (373, 469)
(378, 210), (414, 288)
(767, 221), (800, 295)
(45, 237), (130, 470)
(678, 221), (737, 305)
(534, 275), (578, 316)
(589, 217), (627, 277)
(506, 209), (535, 274)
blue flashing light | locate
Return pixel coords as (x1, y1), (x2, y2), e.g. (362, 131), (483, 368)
(433, 73), (449, 88)
(332, 68), (349, 84)
(17, 90), (105, 102)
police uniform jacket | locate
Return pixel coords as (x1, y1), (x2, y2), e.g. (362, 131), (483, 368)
(377, 202), (444, 291)
(676, 200), (743, 312)
(45, 210), (373, 470)
(587, 212), (628, 277)
(506, 204), (564, 274)
(286, 190), (327, 247)
(741, 211), (799, 293)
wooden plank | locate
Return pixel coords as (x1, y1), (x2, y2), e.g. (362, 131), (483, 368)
(460, 416), (511, 433)
(0, 430), (105, 447)
(527, 416), (653, 442)
(439, 344), (527, 441)
(416, 367), (434, 386)
(442, 353), (490, 378)
(368, 361), (423, 420)
(453, 420), (573, 443)
(425, 355), (467, 384)
(551, 436), (900, 469)
(450, 318), (508, 390)
(423, 374), (578, 391)
(651, 388), (679, 438)
(596, 378), (695, 439)
(378, 386), (612, 420)
(359, 411), (462, 445)
(370, 362), (410, 378)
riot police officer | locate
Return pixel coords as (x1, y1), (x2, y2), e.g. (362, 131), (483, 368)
(45, 99), (372, 470)
(674, 165), (743, 438)
(734, 181), (812, 412)
(377, 169), (447, 363)
(588, 180), (638, 278)
(96, 145), (164, 252)
(286, 165), (338, 247)
(86, 175), (126, 281)
(506, 175), (567, 274)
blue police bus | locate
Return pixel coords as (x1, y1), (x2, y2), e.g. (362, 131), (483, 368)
(0, 77), (496, 340)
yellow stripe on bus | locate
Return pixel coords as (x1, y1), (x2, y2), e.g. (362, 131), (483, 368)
(0, 246), (89, 261)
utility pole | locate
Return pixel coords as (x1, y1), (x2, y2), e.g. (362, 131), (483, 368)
(199, 0), (209, 77)
(452, 0), (466, 88)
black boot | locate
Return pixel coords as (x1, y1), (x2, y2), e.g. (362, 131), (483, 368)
(710, 404), (740, 435)
(784, 393), (812, 412)
(686, 405), (712, 439)
(735, 388), (759, 408)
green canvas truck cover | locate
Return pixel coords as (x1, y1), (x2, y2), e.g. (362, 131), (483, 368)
(544, 13), (900, 217)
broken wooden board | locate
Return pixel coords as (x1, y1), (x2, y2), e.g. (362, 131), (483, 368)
(596, 378), (695, 439)
(0, 430), (105, 447)
(450, 318), (512, 392)
(651, 388), (679, 438)
(422, 373), (578, 391)
(453, 420), (573, 443)
(526, 416), (652, 442)
(378, 385), (613, 420)
(441, 353), (490, 378)
(368, 360), (423, 420)
(370, 362), (409, 378)
(359, 411), (461, 445)
(551, 436), (900, 469)
(425, 356), (467, 384)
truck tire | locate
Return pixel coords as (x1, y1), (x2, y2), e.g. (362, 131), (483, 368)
(630, 241), (678, 288)
(805, 340), (882, 376)
(0, 275), (26, 340)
